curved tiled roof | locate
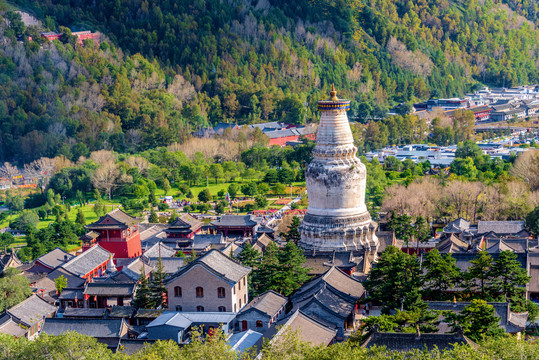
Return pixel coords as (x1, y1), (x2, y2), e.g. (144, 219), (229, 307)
(239, 290), (287, 317)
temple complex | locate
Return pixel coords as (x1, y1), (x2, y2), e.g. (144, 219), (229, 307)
(299, 86), (378, 273)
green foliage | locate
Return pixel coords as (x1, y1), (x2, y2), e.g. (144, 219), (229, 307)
(10, 210), (39, 230)
(444, 299), (504, 342)
(0, 268), (32, 313)
(149, 257), (167, 308)
(197, 188), (212, 203)
(75, 208), (86, 225)
(525, 205), (539, 235)
(364, 246), (422, 312)
(54, 275), (67, 294)
(133, 270), (152, 309)
(422, 249), (461, 300)
(148, 209), (159, 223)
(280, 216), (301, 244)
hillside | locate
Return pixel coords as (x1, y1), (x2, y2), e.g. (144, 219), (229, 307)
(0, 0), (538, 163)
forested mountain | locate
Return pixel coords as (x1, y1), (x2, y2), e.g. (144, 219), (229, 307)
(1, 0), (538, 163)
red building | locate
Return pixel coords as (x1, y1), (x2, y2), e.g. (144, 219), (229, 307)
(72, 31), (100, 45)
(40, 32), (62, 41)
(84, 209), (142, 259)
(471, 106), (492, 122)
(164, 213), (203, 239)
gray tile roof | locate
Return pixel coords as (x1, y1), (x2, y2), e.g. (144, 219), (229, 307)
(268, 310), (336, 347)
(436, 235), (469, 254)
(292, 266), (364, 302)
(35, 248), (74, 269)
(61, 245), (111, 277)
(165, 249), (251, 285)
(109, 306), (135, 318)
(190, 234), (225, 250)
(135, 308), (164, 319)
(42, 318), (128, 338)
(58, 288), (84, 300)
(478, 221), (525, 235)
(7, 294), (57, 327)
(143, 242), (176, 258)
(240, 290), (287, 317)
(167, 213), (203, 231)
(211, 215), (257, 227)
(148, 257), (184, 274)
(62, 308), (107, 318)
(84, 281), (136, 296)
(0, 314), (27, 337)
(47, 267), (85, 288)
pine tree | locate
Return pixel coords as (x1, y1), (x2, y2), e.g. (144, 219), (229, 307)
(274, 241), (310, 296)
(237, 243), (261, 268)
(149, 209), (159, 223)
(466, 251), (493, 297)
(280, 216), (301, 243)
(489, 250), (530, 301)
(445, 299), (504, 342)
(133, 270), (152, 309)
(149, 257), (167, 308)
(422, 249), (461, 300)
(75, 208), (86, 225)
(252, 242), (280, 296)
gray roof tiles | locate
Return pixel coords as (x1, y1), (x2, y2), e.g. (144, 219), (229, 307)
(240, 290), (287, 317)
(165, 249), (251, 285)
(61, 245), (111, 277)
(147, 257), (184, 274)
(211, 215), (257, 227)
(62, 308), (107, 318)
(35, 248), (74, 269)
(42, 318), (128, 338)
(478, 221), (525, 235)
(143, 242), (176, 258)
(84, 282), (136, 296)
(7, 294), (57, 327)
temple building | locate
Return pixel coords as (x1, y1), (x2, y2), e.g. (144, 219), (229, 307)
(84, 209), (142, 259)
(299, 86), (379, 273)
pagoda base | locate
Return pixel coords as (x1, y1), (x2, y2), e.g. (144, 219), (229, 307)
(298, 213), (378, 252)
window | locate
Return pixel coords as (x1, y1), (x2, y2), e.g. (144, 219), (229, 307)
(218, 306), (226, 312)
(233, 286), (236, 295)
(196, 287), (204, 298)
(176, 305), (182, 311)
(244, 294), (247, 304)
(239, 299), (242, 308)
(243, 277), (246, 287)
(197, 306), (204, 312)
(238, 280), (241, 291)
(256, 320), (263, 328)
(217, 287), (225, 298)
(174, 286), (182, 297)
(234, 304), (237, 312)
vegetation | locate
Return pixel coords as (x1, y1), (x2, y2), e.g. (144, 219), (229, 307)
(1, 328), (539, 359)
(0, 268), (32, 312)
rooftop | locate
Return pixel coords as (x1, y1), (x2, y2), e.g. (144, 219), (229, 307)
(240, 290), (287, 317)
(84, 281), (136, 296)
(211, 215), (257, 227)
(42, 318), (128, 338)
(143, 242), (176, 258)
(61, 245), (111, 277)
(34, 248), (74, 269)
(477, 221), (525, 235)
(7, 294), (57, 327)
(87, 208), (140, 229)
(165, 249), (250, 285)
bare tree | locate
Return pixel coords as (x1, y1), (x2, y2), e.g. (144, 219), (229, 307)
(511, 150), (539, 191)
(90, 150), (116, 165)
(0, 162), (19, 185)
(126, 156), (151, 175)
(24, 157), (56, 191)
(91, 161), (120, 200)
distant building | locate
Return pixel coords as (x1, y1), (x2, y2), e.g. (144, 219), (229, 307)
(165, 214), (203, 240)
(165, 249), (251, 313)
(83, 281), (137, 308)
(60, 245), (112, 280)
(0, 294), (57, 339)
(85, 209), (142, 259)
(40, 31), (62, 41)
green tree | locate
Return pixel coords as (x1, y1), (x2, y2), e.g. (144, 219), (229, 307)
(162, 178), (171, 195)
(0, 268), (32, 312)
(364, 246), (422, 312)
(466, 251), (493, 297)
(281, 216), (301, 244)
(525, 206), (539, 235)
(133, 270), (152, 309)
(274, 241), (310, 296)
(255, 195), (268, 209)
(489, 250), (530, 301)
(76, 208), (86, 225)
(445, 299), (504, 342)
(148, 209), (159, 223)
(55, 275), (67, 294)
(227, 183), (239, 199)
(422, 249), (461, 300)
(237, 243), (261, 269)
(455, 140), (483, 160)
(208, 164), (224, 184)
(198, 188), (212, 203)
(149, 257), (167, 308)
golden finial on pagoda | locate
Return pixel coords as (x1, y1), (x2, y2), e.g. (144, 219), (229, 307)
(330, 84), (338, 101)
